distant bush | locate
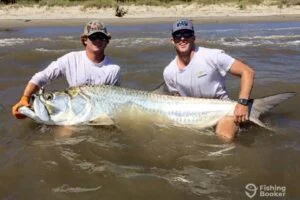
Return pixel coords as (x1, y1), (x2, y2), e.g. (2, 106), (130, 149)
(115, 4), (128, 17)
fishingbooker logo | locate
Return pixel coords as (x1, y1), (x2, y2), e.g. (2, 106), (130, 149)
(245, 183), (286, 198)
(245, 183), (258, 198)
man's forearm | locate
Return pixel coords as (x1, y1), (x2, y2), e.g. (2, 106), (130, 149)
(23, 82), (40, 97)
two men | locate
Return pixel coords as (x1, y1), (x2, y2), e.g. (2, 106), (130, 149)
(12, 19), (254, 141)
(12, 20), (121, 119)
(163, 19), (254, 141)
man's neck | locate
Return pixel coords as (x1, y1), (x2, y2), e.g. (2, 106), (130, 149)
(86, 51), (105, 63)
(176, 48), (195, 69)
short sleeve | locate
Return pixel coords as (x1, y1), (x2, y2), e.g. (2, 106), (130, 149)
(215, 51), (235, 76)
(163, 67), (178, 94)
(110, 66), (121, 86)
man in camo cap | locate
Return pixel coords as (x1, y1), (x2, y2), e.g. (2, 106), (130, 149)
(83, 20), (111, 39)
(12, 19), (121, 119)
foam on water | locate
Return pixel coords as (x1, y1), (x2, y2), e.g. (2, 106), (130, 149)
(109, 34), (300, 49)
(0, 38), (30, 47)
(32, 135), (97, 147)
(215, 35), (300, 47)
(58, 36), (75, 40)
(285, 40), (300, 46)
(52, 184), (102, 193)
(207, 146), (236, 157)
(248, 35), (300, 40)
(195, 25), (300, 34)
(111, 37), (168, 48)
(0, 37), (51, 47)
(65, 156), (242, 197)
(151, 165), (242, 196)
(264, 26), (300, 31)
(35, 48), (69, 53)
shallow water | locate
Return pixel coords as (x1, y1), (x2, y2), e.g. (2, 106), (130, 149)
(0, 20), (299, 199)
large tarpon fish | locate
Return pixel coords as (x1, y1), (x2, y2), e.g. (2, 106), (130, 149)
(18, 85), (295, 129)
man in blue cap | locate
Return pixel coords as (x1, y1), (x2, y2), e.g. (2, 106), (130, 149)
(12, 20), (121, 119)
(163, 19), (255, 141)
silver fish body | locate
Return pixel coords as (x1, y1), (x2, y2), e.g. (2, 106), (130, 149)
(18, 85), (295, 129)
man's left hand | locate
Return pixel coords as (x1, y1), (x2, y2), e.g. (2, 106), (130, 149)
(234, 104), (249, 123)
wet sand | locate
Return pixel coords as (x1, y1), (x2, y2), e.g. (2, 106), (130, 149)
(0, 15), (299, 30)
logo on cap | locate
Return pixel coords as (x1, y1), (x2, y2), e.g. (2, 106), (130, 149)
(177, 20), (189, 28)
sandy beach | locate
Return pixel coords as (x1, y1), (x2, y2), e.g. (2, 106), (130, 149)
(0, 3), (299, 28)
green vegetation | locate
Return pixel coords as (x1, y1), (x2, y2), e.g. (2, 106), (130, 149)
(0, 0), (298, 18)
(0, 0), (299, 7)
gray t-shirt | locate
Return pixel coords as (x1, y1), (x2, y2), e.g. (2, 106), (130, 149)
(163, 47), (235, 99)
(30, 50), (121, 87)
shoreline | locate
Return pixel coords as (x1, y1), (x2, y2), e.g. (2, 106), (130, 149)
(0, 4), (299, 28)
(0, 15), (299, 29)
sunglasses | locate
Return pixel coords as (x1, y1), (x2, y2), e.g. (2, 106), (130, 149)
(172, 31), (194, 40)
(88, 33), (108, 41)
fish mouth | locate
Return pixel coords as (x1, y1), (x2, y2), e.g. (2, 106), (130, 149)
(18, 90), (51, 123)
(18, 106), (36, 120)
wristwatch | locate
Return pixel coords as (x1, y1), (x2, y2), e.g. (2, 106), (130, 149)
(237, 98), (250, 106)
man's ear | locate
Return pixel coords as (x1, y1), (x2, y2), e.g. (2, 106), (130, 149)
(80, 34), (88, 46)
(170, 38), (175, 45)
(83, 38), (88, 45)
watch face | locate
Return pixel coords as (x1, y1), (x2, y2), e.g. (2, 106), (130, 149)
(238, 99), (249, 106)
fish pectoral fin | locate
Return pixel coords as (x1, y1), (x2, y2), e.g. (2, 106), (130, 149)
(88, 115), (115, 126)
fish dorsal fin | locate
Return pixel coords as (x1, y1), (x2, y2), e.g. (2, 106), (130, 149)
(66, 87), (81, 98)
(152, 81), (172, 95)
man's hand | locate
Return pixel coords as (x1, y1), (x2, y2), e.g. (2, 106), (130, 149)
(234, 103), (249, 123)
(12, 96), (30, 119)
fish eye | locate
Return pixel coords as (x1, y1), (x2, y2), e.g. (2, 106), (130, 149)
(30, 95), (35, 103)
(43, 93), (53, 101)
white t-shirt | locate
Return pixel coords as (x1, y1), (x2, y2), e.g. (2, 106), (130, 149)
(30, 50), (121, 87)
(163, 47), (235, 99)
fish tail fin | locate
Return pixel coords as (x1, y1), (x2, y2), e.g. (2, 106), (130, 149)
(249, 92), (296, 130)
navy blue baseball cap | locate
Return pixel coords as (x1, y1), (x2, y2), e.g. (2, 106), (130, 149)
(172, 19), (194, 34)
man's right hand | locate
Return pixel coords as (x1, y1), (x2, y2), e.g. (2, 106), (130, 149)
(12, 96), (30, 119)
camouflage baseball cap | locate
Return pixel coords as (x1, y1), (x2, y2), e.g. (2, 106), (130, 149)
(83, 20), (111, 39)
(172, 19), (194, 34)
